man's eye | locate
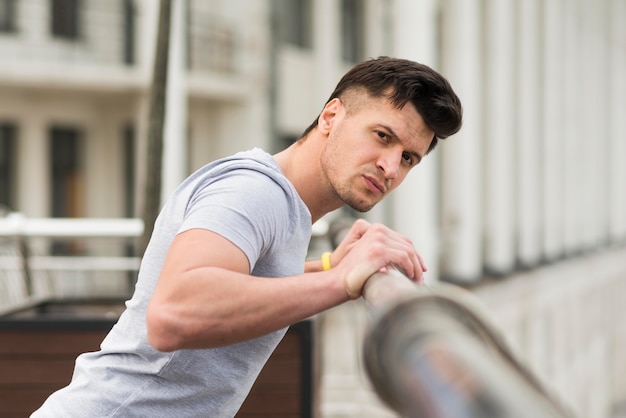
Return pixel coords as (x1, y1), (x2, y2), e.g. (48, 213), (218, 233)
(402, 152), (415, 166)
(376, 131), (389, 142)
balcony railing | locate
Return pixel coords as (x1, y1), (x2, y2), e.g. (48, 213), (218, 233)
(0, 213), (143, 314)
(188, 13), (237, 74)
(0, 1), (240, 90)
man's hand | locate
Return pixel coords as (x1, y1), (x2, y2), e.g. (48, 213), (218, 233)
(329, 219), (426, 299)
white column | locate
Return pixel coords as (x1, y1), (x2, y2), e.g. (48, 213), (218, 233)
(579, 0), (607, 249)
(16, 116), (48, 218)
(439, 0), (483, 282)
(390, 0), (438, 61)
(483, 0), (517, 274)
(313, 0), (340, 106)
(161, 0), (188, 201)
(542, 0), (564, 260)
(561, 0), (583, 255)
(137, 0), (160, 77)
(595, 0), (613, 246)
(87, 114), (121, 218)
(389, 0), (440, 284)
(363, 0), (390, 56)
(516, 0), (542, 267)
(609, 0), (626, 243)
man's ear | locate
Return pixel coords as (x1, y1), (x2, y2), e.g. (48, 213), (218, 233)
(317, 98), (342, 135)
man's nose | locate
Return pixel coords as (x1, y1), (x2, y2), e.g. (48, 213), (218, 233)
(377, 151), (401, 179)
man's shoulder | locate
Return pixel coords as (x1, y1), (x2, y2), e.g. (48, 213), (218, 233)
(193, 148), (284, 184)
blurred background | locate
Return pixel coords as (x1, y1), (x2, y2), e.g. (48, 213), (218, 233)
(0, 0), (625, 417)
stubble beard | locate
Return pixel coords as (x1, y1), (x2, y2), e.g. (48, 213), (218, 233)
(321, 123), (379, 212)
(333, 181), (376, 213)
(320, 152), (376, 213)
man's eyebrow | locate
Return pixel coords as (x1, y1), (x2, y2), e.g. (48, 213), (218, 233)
(380, 124), (424, 163)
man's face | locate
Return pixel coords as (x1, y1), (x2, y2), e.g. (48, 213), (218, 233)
(320, 94), (434, 212)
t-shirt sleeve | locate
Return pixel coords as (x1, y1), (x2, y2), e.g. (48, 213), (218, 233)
(177, 169), (292, 272)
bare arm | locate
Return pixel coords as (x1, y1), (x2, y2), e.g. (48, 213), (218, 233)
(304, 258), (324, 273)
(146, 228), (347, 351)
(146, 219), (426, 351)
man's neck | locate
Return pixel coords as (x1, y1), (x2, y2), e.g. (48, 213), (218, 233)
(274, 137), (342, 223)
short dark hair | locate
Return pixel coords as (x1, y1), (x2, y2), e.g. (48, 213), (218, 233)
(300, 56), (463, 154)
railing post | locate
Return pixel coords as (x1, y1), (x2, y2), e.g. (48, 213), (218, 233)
(0, 212), (144, 311)
(361, 268), (572, 418)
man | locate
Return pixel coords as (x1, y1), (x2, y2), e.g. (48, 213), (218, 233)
(32, 56), (462, 417)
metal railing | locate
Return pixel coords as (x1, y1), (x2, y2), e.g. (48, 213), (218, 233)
(361, 268), (574, 418)
(1, 211), (576, 416)
(0, 213), (143, 314)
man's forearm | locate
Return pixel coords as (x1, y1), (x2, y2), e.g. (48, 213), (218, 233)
(304, 258), (324, 273)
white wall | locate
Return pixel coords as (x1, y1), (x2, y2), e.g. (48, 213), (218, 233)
(316, 0), (626, 416)
(473, 247), (626, 418)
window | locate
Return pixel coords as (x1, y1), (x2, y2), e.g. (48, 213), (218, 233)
(122, 124), (136, 217)
(188, 13), (236, 73)
(276, 0), (312, 49)
(0, 124), (16, 210)
(122, 124), (136, 270)
(123, 0), (135, 64)
(341, 0), (365, 63)
(50, 0), (80, 39)
(50, 126), (84, 254)
(0, 0), (17, 33)
(50, 127), (83, 218)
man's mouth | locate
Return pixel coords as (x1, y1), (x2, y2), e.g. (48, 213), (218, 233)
(364, 175), (386, 194)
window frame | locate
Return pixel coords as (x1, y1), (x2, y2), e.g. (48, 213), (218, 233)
(0, 0), (17, 33)
(276, 0), (312, 49)
(340, 0), (366, 63)
(50, 0), (81, 40)
(0, 123), (16, 210)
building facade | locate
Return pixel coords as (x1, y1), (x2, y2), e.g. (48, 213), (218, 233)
(1, 0), (625, 417)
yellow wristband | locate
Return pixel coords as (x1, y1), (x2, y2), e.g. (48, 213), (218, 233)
(321, 252), (332, 271)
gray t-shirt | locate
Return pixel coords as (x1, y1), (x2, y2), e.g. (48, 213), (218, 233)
(32, 148), (312, 417)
